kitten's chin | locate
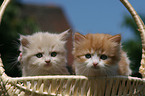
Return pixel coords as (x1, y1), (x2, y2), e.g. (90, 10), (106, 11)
(42, 63), (53, 70)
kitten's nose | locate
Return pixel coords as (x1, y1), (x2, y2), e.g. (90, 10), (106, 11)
(45, 60), (50, 64)
(19, 53), (22, 58)
(93, 63), (98, 67)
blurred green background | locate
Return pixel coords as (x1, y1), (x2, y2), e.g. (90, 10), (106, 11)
(0, 0), (144, 77)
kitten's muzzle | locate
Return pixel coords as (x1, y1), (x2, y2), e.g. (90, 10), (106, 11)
(45, 60), (51, 65)
(93, 63), (98, 67)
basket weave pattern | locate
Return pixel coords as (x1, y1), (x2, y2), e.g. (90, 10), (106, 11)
(0, 57), (145, 95)
(0, 0), (145, 96)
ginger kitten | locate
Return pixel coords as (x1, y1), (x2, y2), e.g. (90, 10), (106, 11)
(73, 33), (132, 77)
(19, 30), (70, 76)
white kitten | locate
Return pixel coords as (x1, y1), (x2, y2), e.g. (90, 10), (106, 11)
(19, 30), (70, 76)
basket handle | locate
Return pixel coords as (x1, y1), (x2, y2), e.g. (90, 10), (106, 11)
(0, 0), (10, 77)
(0, 0), (10, 23)
(120, 0), (145, 77)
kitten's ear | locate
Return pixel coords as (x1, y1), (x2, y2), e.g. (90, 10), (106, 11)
(74, 32), (86, 43)
(20, 35), (29, 47)
(60, 29), (70, 41)
(109, 34), (121, 44)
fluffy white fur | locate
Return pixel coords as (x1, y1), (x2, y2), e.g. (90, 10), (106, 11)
(19, 30), (70, 76)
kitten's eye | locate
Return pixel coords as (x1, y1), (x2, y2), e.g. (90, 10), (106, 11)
(51, 52), (57, 57)
(100, 55), (107, 60)
(85, 54), (91, 59)
(36, 53), (43, 58)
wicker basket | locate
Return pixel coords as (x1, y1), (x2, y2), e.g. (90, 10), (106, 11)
(0, 0), (145, 96)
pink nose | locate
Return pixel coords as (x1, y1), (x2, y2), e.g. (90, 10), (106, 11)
(93, 63), (98, 67)
(20, 53), (22, 58)
(45, 60), (50, 64)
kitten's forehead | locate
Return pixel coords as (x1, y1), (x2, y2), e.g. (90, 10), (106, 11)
(25, 32), (66, 52)
(74, 33), (120, 56)
(29, 32), (61, 41)
(87, 34), (113, 50)
(75, 34), (112, 49)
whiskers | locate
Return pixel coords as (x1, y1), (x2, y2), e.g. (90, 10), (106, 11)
(5, 39), (21, 71)
(28, 66), (40, 76)
(6, 54), (19, 70)
(11, 39), (20, 50)
(76, 64), (92, 76)
(27, 62), (69, 76)
(75, 63), (118, 77)
(101, 65), (118, 76)
(51, 64), (69, 74)
(4, 53), (22, 77)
